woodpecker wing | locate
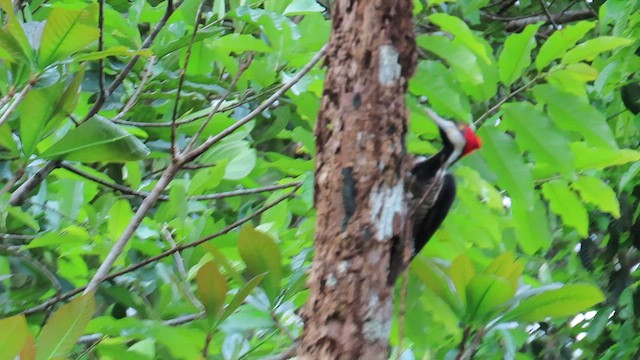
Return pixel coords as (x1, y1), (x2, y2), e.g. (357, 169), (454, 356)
(411, 173), (456, 256)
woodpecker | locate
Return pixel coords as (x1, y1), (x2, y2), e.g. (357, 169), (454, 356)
(410, 108), (482, 257)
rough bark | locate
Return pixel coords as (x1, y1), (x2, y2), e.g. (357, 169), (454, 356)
(298, 1), (416, 359)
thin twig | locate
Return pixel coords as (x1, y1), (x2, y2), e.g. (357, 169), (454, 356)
(83, 162), (182, 294)
(172, 3), (204, 158)
(180, 44), (327, 164)
(539, 0), (558, 29)
(162, 227), (204, 310)
(97, 0), (106, 98)
(0, 247), (63, 296)
(9, 160), (61, 206)
(79, 0), (184, 124)
(112, 56), (156, 122)
(77, 312), (205, 344)
(0, 82), (33, 128)
(110, 85), (279, 127)
(473, 75), (542, 126)
(60, 162), (301, 200)
(20, 185), (299, 315)
(183, 54), (254, 153)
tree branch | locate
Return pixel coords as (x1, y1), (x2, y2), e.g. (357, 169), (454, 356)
(506, 9), (595, 31)
(9, 160), (60, 206)
(20, 183), (300, 315)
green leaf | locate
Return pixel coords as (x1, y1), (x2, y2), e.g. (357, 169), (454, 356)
(238, 225), (282, 303)
(0, 123), (18, 154)
(284, 0), (325, 14)
(219, 274), (265, 322)
(412, 257), (463, 315)
(418, 35), (483, 86)
(466, 274), (512, 322)
(512, 196), (552, 254)
(501, 102), (573, 176)
(428, 13), (491, 64)
(409, 61), (471, 122)
(561, 36), (633, 65)
(536, 21), (595, 70)
(541, 180), (589, 237)
(71, 46), (152, 62)
(40, 117), (150, 162)
(195, 261), (228, 321)
(0, 315), (28, 360)
(571, 142), (640, 170)
(477, 126), (534, 209)
(447, 253), (476, 307)
(35, 293), (95, 360)
(498, 23), (542, 86)
(19, 83), (63, 157)
(107, 200), (133, 240)
(204, 140), (256, 180)
(38, 4), (100, 67)
(484, 252), (522, 294)
(0, 0), (33, 63)
(571, 175), (620, 218)
(211, 34), (272, 56)
(533, 85), (617, 149)
(502, 284), (604, 322)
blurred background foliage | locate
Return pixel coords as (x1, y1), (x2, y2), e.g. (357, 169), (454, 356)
(0, 0), (639, 359)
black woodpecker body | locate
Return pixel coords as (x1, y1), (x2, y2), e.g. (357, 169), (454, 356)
(410, 108), (482, 258)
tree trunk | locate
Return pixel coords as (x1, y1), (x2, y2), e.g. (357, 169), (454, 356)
(298, 1), (416, 359)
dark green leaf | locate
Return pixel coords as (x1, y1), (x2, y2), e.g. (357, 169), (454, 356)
(40, 117), (150, 162)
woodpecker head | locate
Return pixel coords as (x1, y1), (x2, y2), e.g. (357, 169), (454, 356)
(424, 107), (482, 168)
(457, 122), (482, 156)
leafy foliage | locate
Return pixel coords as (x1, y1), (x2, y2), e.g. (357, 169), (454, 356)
(0, 0), (639, 358)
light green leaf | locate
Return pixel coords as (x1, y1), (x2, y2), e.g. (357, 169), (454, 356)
(428, 13), (491, 64)
(484, 252), (522, 294)
(477, 126), (534, 210)
(108, 200), (133, 240)
(71, 47), (152, 62)
(0, 315), (28, 360)
(0, 123), (18, 154)
(533, 85), (617, 149)
(35, 293), (95, 360)
(219, 274), (265, 322)
(418, 35), (483, 85)
(502, 284), (604, 322)
(0, 0), (33, 63)
(238, 225), (282, 303)
(562, 36), (633, 65)
(541, 180), (588, 236)
(571, 142), (640, 170)
(195, 261), (228, 321)
(466, 275), (512, 321)
(40, 117), (150, 162)
(501, 102), (574, 176)
(536, 21), (595, 70)
(204, 140), (256, 180)
(409, 61), (471, 122)
(448, 253), (476, 307)
(412, 257), (463, 315)
(23, 226), (88, 250)
(571, 175), (620, 218)
(39, 4), (100, 67)
(499, 23), (542, 86)
(19, 83), (63, 157)
(211, 34), (272, 56)
(284, 0), (325, 14)
(512, 196), (552, 254)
